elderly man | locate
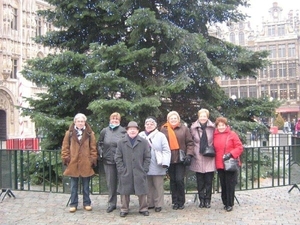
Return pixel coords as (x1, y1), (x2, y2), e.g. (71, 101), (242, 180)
(115, 121), (151, 217)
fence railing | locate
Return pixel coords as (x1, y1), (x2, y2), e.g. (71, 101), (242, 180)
(1, 135), (300, 194)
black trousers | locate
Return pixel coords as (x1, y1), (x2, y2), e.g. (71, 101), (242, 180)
(168, 163), (186, 207)
(196, 171), (214, 201)
(217, 169), (238, 207)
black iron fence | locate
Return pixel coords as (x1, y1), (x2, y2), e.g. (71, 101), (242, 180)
(1, 135), (300, 194)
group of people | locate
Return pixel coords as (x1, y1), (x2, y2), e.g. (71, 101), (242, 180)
(61, 109), (243, 217)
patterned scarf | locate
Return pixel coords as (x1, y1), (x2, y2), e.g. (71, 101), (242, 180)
(75, 126), (85, 140)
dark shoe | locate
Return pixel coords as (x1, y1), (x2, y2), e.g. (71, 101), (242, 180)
(178, 205), (185, 210)
(106, 206), (116, 213)
(148, 206), (155, 209)
(172, 204), (179, 210)
(120, 212), (128, 217)
(139, 211), (149, 216)
(199, 201), (205, 208)
(205, 200), (211, 208)
(226, 206), (233, 212)
(223, 205), (227, 210)
(155, 207), (162, 212)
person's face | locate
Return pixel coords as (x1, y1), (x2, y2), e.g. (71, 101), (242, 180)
(217, 122), (227, 133)
(198, 112), (208, 124)
(145, 121), (156, 132)
(168, 115), (179, 126)
(75, 117), (85, 129)
(127, 127), (139, 138)
(110, 116), (120, 126)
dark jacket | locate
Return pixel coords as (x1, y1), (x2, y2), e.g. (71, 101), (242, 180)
(61, 122), (97, 177)
(115, 134), (151, 195)
(160, 123), (194, 164)
(97, 126), (126, 164)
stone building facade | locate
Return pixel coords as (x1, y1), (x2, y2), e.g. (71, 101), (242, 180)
(0, 0), (53, 141)
(212, 2), (300, 123)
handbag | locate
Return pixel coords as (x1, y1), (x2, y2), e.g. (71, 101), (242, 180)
(154, 148), (163, 166)
(203, 146), (215, 157)
(223, 134), (239, 171)
(147, 136), (163, 166)
(224, 158), (239, 172)
(179, 149), (186, 162)
(196, 128), (215, 157)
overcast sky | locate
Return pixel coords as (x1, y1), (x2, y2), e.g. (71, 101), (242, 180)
(242, 0), (300, 29)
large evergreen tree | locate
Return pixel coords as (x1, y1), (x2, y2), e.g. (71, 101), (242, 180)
(22, 0), (279, 149)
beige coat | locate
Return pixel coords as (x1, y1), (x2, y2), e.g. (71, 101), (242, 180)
(61, 122), (97, 177)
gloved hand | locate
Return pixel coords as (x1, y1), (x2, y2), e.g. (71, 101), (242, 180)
(63, 157), (70, 166)
(183, 155), (192, 166)
(223, 153), (232, 161)
(162, 165), (168, 168)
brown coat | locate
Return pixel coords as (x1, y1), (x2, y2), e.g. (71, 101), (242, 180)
(61, 122), (97, 177)
(160, 123), (194, 164)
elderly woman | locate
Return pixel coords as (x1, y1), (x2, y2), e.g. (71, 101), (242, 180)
(213, 117), (243, 212)
(139, 116), (171, 212)
(160, 111), (194, 210)
(190, 109), (215, 208)
(61, 113), (97, 213)
(97, 112), (126, 213)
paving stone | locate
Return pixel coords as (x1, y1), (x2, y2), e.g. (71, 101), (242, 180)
(0, 186), (299, 224)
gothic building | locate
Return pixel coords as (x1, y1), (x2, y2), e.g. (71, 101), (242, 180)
(0, 0), (53, 141)
(213, 2), (300, 123)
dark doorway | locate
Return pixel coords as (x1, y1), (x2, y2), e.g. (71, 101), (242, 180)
(0, 110), (7, 141)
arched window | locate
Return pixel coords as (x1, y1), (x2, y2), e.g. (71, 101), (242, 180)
(239, 32), (245, 45)
(230, 32), (235, 43)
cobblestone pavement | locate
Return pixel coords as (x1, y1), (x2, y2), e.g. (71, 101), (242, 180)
(0, 186), (299, 225)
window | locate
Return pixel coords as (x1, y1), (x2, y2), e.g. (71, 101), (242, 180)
(278, 45), (286, 58)
(269, 64), (277, 78)
(223, 87), (229, 96)
(10, 59), (18, 79)
(277, 24), (285, 36)
(259, 45), (267, 51)
(240, 86), (247, 98)
(261, 85), (268, 97)
(279, 83), (287, 99)
(269, 45), (276, 58)
(46, 22), (52, 32)
(0, 110), (7, 141)
(270, 84), (278, 99)
(268, 25), (275, 37)
(11, 8), (18, 30)
(239, 32), (245, 45)
(288, 62), (296, 77)
(230, 32), (235, 44)
(289, 83), (297, 99)
(249, 86), (257, 98)
(260, 67), (268, 78)
(36, 17), (42, 36)
(230, 87), (238, 98)
(288, 44), (295, 57)
(278, 63), (287, 77)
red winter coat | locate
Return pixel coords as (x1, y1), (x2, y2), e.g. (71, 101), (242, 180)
(213, 126), (243, 170)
